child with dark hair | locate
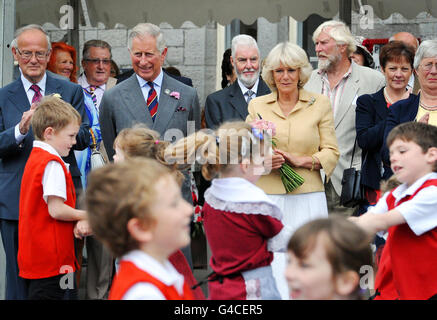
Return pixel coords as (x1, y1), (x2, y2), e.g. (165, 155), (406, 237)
(352, 121), (437, 300)
(285, 216), (373, 300)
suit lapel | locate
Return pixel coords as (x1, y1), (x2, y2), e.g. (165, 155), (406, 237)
(257, 79), (271, 96)
(373, 88), (389, 120)
(7, 79), (30, 114)
(229, 81), (248, 119)
(334, 64), (359, 128)
(153, 73), (179, 134)
(121, 74), (154, 128)
(45, 73), (62, 96)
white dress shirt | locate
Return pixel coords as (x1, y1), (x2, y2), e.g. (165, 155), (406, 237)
(136, 70), (164, 104)
(121, 250), (185, 300)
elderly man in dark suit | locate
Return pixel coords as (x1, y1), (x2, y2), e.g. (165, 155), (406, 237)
(0, 24), (90, 299)
(204, 34), (271, 129)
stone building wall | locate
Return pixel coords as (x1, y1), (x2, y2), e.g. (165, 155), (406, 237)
(352, 11), (437, 42)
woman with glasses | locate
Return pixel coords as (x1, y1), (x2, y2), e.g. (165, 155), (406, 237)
(47, 42), (78, 83)
(382, 40), (437, 178)
(356, 41), (415, 216)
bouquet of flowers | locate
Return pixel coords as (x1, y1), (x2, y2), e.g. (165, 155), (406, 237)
(250, 116), (304, 192)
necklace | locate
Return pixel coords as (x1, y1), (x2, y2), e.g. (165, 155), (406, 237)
(419, 99), (437, 111)
(383, 87), (409, 105)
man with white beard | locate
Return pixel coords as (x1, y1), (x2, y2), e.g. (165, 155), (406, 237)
(204, 34), (271, 129)
(305, 20), (385, 216)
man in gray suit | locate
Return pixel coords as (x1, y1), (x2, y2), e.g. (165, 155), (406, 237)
(99, 23), (200, 268)
(204, 34), (270, 129)
(305, 20), (385, 216)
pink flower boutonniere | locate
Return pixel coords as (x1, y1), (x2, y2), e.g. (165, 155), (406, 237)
(170, 91), (180, 99)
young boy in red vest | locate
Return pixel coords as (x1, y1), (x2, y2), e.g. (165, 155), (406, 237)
(352, 121), (437, 300)
(85, 158), (195, 300)
(18, 96), (91, 300)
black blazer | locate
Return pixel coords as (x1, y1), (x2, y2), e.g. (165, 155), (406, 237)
(204, 78), (271, 129)
(381, 93), (420, 178)
(356, 87), (392, 190)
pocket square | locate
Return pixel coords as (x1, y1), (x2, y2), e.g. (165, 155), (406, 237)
(176, 106), (187, 112)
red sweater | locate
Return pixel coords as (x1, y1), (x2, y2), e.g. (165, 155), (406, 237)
(18, 147), (78, 279)
(375, 179), (437, 300)
(109, 261), (195, 300)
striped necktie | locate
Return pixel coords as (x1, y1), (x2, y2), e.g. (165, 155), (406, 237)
(30, 84), (42, 104)
(88, 85), (98, 107)
(147, 81), (158, 122)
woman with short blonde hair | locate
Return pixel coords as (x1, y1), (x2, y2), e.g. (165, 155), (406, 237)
(246, 41), (339, 299)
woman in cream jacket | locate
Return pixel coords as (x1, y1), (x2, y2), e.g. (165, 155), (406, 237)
(246, 42), (339, 299)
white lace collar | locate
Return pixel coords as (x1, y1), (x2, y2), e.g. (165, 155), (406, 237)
(205, 177), (283, 220)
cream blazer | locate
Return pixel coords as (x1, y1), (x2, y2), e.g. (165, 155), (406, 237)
(246, 89), (339, 195)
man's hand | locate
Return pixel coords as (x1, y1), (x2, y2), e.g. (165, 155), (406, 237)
(74, 220), (92, 239)
(19, 103), (38, 135)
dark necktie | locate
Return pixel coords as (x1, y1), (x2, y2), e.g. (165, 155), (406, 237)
(30, 84), (42, 104)
(246, 89), (254, 104)
(147, 82), (158, 122)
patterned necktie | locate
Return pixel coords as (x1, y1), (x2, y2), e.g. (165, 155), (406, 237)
(147, 81), (158, 122)
(30, 84), (42, 104)
(88, 85), (98, 107)
(246, 89), (254, 104)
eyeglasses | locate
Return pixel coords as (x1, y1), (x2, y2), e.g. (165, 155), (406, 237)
(16, 48), (49, 61)
(84, 58), (111, 65)
(420, 62), (437, 72)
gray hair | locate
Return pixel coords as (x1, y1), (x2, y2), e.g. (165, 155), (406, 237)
(83, 39), (112, 60)
(11, 24), (51, 51)
(312, 20), (356, 56)
(413, 40), (437, 69)
(262, 42), (313, 92)
(231, 34), (259, 60)
(128, 23), (166, 53)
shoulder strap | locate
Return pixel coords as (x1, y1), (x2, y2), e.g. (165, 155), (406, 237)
(350, 137), (357, 168)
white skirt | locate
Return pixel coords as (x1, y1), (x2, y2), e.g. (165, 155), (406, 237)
(268, 191), (328, 300)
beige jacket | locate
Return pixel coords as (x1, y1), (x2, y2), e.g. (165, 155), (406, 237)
(246, 89), (339, 195)
(304, 62), (385, 195)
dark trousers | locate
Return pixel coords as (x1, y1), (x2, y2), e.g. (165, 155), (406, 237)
(0, 219), (28, 300)
(27, 274), (78, 300)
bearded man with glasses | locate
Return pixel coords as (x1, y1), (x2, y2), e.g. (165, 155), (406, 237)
(0, 24), (90, 299)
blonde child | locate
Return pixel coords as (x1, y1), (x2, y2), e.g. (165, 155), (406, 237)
(167, 121), (292, 300)
(85, 158), (195, 300)
(353, 121), (437, 300)
(112, 125), (205, 299)
(18, 96), (91, 300)
(285, 216), (373, 300)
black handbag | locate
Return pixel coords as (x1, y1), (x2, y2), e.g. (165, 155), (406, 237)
(339, 138), (364, 208)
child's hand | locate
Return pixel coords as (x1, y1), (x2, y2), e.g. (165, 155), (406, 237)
(74, 220), (92, 239)
(351, 212), (379, 236)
